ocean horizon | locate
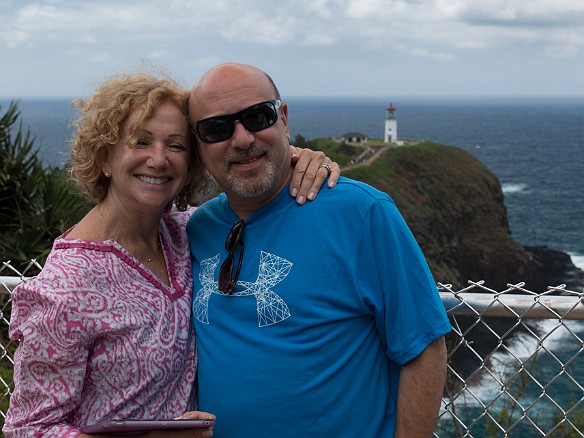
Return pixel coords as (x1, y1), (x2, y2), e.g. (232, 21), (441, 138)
(2, 95), (583, 270)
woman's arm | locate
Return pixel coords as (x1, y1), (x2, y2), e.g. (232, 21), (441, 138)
(4, 281), (91, 437)
(289, 146), (341, 205)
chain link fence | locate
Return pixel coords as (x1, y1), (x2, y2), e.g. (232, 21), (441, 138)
(1, 261), (583, 436)
(438, 281), (584, 437)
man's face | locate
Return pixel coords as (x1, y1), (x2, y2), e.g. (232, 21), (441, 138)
(190, 65), (291, 206)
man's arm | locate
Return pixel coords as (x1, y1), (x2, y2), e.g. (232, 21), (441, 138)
(395, 336), (448, 438)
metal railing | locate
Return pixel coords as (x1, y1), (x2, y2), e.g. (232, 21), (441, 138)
(1, 261), (583, 436)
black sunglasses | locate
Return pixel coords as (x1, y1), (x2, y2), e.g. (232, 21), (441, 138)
(218, 219), (245, 294)
(196, 100), (281, 144)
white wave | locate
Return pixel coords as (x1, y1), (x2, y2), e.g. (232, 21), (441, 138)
(459, 318), (584, 408)
(569, 252), (584, 271)
(501, 182), (529, 194)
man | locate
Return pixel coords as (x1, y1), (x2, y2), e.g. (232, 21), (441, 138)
(186, 62), (451, 437)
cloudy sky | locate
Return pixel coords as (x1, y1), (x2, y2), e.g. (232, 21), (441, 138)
(1, 0), (584, 98)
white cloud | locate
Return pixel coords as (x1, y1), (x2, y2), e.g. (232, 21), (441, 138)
(1, 1), (194, 47)
(544, 45), (580, 58)
(459, 0), (584, 27)
(89, 51), (111, 63)
(80, 34), (98, 44)
(191, 56), (222, 68)
(2, 30), (29, 48)
(218, 9), (296, 45)
(2, 0), (584, 97)
(2, 0), (584, 55)
(410, 47), (455, 62)
(146, 50), (169, 60)
(300, 32), (337, 46)
(302, 0), (337, 19)
(345, 0), (388, 20)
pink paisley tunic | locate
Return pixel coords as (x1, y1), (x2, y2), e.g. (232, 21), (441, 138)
(3, 209), (197, 438)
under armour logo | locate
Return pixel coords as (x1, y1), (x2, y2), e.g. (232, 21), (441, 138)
(194, 251), (292, 327)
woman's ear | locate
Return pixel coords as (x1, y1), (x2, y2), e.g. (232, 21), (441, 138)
(101, 148), (112, 178)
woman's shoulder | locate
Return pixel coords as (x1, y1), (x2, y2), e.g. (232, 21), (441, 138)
(23, 240), (110, 293)
(163, 206), (197, 228)
(160, 206), (197, 252)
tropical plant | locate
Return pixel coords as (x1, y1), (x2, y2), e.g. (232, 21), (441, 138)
(0, 101), (90, 273)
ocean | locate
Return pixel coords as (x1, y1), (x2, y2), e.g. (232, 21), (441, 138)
(4, 96), (582, 265)
(1, 96), (583, 433)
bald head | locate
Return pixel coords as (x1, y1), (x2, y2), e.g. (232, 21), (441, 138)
(189, 63), (280, 124)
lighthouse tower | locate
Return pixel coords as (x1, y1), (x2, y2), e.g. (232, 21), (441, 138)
(384, 103), (397, 143)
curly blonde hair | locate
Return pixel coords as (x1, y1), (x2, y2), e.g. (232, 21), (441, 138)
(69, 72), (212, 210)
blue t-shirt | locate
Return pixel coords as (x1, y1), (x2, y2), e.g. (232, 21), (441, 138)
(187, 177), (451, 437)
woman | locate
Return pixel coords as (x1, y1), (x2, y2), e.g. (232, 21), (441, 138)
(3, 73), (339, 437)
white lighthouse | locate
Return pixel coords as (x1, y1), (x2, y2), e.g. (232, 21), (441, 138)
(384, 103), (398, 144)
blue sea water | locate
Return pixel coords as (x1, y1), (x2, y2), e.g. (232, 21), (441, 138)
(2, 96), (583, 262)
(287, 96), (584, 262)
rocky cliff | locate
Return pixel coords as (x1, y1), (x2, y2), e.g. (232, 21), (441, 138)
(343, 141), (583, 291)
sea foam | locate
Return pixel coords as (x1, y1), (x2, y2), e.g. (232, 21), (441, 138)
(502, 182), (529, 194)
(569, 253), (584, 271)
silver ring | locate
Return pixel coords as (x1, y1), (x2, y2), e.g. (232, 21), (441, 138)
(319, 163), (332, 178)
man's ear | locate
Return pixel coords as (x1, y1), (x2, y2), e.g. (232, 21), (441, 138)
(280, 102), (290, 141)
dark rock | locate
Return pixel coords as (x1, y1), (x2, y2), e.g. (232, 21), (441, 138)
(345, 142), (583, 292)
(525, 245), (584, 291)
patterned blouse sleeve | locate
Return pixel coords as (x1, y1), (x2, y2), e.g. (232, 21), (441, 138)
(4, 272), (91, 438)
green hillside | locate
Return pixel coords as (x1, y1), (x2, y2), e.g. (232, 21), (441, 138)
(305, 136), (572, 290)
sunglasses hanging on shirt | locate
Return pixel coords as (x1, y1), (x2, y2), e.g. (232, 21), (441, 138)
(218, 219), (245, 294)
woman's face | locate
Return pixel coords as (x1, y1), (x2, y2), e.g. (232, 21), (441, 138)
(103, 101), (190, 215)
